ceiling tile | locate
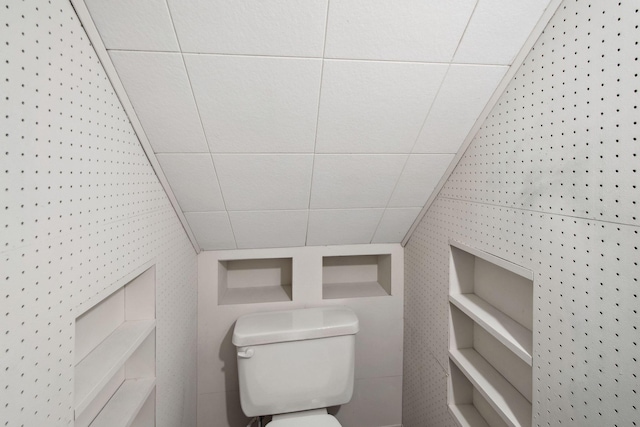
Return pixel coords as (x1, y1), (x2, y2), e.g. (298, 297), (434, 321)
(214, 155), (313, 211)
(325, 0), (476, 62)
(388, 154), (455, 207)
(454, 0), (552, 65)
(156, 154), (225, 212)
(310, 155), (407, 209)
(184, 55), (322, 153)
(316, 60), (448, 154)
(372, 208), (422, 243)
(307, 209), (384, 246)
(413, 65), (507, 153)
(184, 212), (236, 250)
(167, 0), (328, 56)
(85, 0), (179, 51)
(229, 211), (308, 249)
(109, 51), (208, 153)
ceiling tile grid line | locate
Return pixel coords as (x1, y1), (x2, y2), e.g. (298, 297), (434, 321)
(365, 62), (452, 244)
(69, 0), (202, 252)
(103, 48), (526, 68)
(80, 0), (559, 249)
(305, 0), (337, 246)
(402, 0), (563, 246)
(161, 0), (233, 200)
(162, 0), (242, 249)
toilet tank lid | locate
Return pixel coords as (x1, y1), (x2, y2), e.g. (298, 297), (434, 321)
(232, 306), (359, 347)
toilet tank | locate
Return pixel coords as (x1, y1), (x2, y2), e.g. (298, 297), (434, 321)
(232, 306), (359, 417)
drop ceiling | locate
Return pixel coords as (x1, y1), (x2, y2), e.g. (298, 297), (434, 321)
(79, 0), (556, 250)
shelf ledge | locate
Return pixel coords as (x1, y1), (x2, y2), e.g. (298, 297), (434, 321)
(323, 281), (390, 299)
(75, 319), (156, 416)
(449, 404), (490, 427)
(219, 285), (292, 305)
(89, 378), (155, 427)
(449, 349), (531, 427)
(450, 293), (532, 365)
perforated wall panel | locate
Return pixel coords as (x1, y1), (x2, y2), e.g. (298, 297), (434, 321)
(403, 1), (639, 426)
(1, 1), (197, 426)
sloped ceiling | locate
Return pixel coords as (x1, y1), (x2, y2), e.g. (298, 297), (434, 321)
(80, 0), (554, 250)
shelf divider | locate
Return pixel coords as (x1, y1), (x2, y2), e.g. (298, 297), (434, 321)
(449, 349), (531, 427)
(75, 319), (156, 416)
(89, 378), (156, 427)
(450, 293), (532, 365)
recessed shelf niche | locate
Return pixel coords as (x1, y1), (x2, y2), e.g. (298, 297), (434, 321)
(322, 254), (391, 299)
(218, 257), (293, 305)
(448, 241), (533, 427)
(74, 266), (156, 427)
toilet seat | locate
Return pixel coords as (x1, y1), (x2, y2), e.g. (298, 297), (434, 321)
(268, 409), (342, 427)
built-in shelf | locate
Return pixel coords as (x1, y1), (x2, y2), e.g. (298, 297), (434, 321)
(449, 404), (490, 427)
(322, 254), (391, 299)
(448, 241), (533, 427)
(450, 294), (532, 365)
(75, 320), (155, 415)
(449, 361), (510, 427)
(450, 349), (531, 427)
(218, 258), (292, 305)
(74, 266), (156, 427)
(89, 378), (156, 427)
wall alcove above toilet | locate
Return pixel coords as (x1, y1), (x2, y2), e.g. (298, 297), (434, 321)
(218, 257), (293, 305)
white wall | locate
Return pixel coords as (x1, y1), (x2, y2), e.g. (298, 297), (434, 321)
(198, 244), (404, 427)
(402, 1), (639, 426)
(1, 1), (198, 426)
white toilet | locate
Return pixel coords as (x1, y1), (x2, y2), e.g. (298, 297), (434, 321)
(232, 306), (359, 426)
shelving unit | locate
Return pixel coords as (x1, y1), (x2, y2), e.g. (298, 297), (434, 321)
(89, 378), (156, 427)
(218, 257), (293, 305)
(449, 294), (532, 364)
(322, 254), (392, 299)
(74, 266), (156, 427)
(448, 241), (533, 427)
(75, 320), (155, 415)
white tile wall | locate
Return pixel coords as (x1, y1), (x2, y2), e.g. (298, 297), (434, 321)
(184, 55), (323, 153)
(109, 51), (209, 153)
(167, 0), (329, 57)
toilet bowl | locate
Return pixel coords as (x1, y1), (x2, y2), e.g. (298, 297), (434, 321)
(232, 307), (359, 426)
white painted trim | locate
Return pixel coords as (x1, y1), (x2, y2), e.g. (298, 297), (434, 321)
(69, 0), (201, 253)
(401, 0), (564, 247)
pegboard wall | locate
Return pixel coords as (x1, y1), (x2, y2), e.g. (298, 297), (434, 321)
(1, 1), (197, 426)
(403, 0), (639, 426)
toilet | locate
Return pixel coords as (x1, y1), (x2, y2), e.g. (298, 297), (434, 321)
(232, 306), (359, 426)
